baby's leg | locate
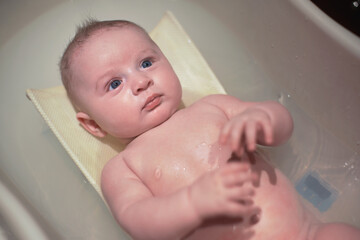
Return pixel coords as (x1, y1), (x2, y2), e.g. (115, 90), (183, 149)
(313, 223), (360, 240)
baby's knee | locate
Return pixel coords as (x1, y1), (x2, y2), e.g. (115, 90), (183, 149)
(314, 223), (360, 240)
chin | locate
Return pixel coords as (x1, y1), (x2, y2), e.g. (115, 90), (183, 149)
(151, 107), (174, 127)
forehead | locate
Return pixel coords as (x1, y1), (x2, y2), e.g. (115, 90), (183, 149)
(72, 26), (156, 67)
(71, 26), (157, 71)
(84, 26), (154, 52)
(70, 26), (158, 86)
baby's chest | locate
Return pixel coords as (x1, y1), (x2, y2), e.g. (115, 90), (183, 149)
(129, 110), (232, 195)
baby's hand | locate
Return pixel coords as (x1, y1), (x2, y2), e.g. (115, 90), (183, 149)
(188, 162), (259, 220)
(219, 107), (274, 157)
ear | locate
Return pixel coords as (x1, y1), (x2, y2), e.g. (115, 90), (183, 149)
(76, 112), (107, 138)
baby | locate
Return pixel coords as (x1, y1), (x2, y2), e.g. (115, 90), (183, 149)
(59, 19), (360, 240)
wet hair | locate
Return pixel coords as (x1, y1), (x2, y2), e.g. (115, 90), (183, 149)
(59, 18), (148, 107)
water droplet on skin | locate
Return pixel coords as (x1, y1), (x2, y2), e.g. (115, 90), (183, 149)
(154, 167), (162, 179)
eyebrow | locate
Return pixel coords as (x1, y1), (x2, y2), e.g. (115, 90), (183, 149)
(137, 48), (159, 58)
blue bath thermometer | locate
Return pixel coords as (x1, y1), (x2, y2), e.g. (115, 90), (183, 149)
(295, 171), (338, 212)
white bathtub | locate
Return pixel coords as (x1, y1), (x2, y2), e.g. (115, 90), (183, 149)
(1, 0), (359, 239)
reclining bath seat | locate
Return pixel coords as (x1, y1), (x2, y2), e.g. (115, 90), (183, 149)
(26, 11), (226, 201)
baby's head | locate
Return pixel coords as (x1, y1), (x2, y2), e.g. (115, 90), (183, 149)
(60, 19), (182, 141)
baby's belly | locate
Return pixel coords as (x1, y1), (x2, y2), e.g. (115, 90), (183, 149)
(138, 136), (314, 239)
(186, 153), (313, 240)
(250, 161), (310, 239)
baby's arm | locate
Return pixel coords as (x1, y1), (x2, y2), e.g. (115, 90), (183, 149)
(202, 94), (293, 156)
(102, 155), (258, 240)
(102, 156), (199, 240)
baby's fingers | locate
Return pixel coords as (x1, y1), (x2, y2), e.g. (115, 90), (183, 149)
(223, 170), (257, 187)
(221, 162), (258, 186)
(230, 123), (245, 152)
(245, 121), (257, 152)
(220, 121), (246, 156)
(219, 121), (232, 144)
(260, 118), (274, 145)
(227, 185), (255, 201)
(225, 202), (261, 219)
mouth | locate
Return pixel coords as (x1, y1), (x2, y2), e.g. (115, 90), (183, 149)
(143, 93), (162, 111)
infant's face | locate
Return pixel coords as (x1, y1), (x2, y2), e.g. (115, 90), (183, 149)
(72, 27), (182, 139)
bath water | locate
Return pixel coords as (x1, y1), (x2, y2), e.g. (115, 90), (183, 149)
(258, 91), (360, 227)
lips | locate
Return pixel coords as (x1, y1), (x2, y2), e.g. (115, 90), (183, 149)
(143, 94), (162, 111)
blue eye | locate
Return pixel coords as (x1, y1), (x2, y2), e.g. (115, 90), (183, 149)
(141, 60), (152, 69)
(109, 79), (122, 91)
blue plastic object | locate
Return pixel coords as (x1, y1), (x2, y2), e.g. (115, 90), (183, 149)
(296, 171), (338, 212)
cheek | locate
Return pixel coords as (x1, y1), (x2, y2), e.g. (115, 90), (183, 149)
(105, 112), (141, 138)
(93, 101), (139, 137)
(163, 71), (182, 95)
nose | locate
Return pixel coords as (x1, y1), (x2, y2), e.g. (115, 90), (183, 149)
(130, 73), (153, 95)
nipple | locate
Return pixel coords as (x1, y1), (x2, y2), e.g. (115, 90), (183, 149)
(154, 167), (162, 180)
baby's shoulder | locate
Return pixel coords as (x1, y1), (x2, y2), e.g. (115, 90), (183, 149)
(189, 94), (242, 114)
(197, 94), (227, 103)
(195, 94), (243, 107)
(190, 94), (227, 109)
(101, 152), (128, 180)
(101, 150), (143, 191)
